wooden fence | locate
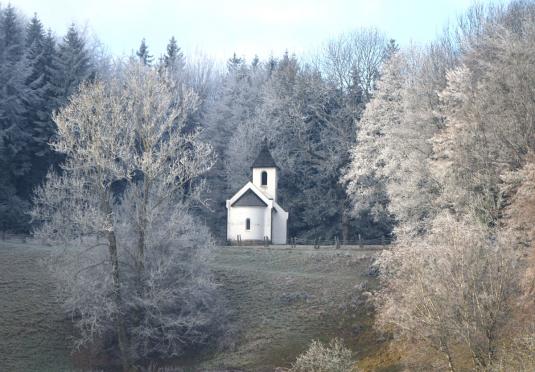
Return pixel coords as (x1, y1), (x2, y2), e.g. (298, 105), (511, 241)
(228, 234), (392, 249)
(287, 235), (391, 249)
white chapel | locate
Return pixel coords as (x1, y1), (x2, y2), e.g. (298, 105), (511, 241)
(226, 141), (288, 244)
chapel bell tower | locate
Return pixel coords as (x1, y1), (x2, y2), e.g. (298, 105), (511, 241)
(251, 139), (279, 202)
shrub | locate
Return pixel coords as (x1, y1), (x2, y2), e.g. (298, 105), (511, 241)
(290, 338), (356, 372)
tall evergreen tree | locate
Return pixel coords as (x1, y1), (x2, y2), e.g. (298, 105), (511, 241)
(136, 38), (153, 66)
(383, 39), (400, 61)
(25, 13), (43, 47)
(226, 52), (243, 73)
(0, 5), (32, 232)
(56, 24), (93, 105)
(1, 4), (23, 62)
(0, 7), (96, 234)
(23, 17), (61, 196)
(41, 30), (61, 113)
(163, 36), (184, 72)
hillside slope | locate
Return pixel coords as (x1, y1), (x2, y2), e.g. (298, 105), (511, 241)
(0, 240), (384, 371)
(196, 245), (382, 371)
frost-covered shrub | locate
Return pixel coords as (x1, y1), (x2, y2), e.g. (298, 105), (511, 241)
(290, 338), (356, 372)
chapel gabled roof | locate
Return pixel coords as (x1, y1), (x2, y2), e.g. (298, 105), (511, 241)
(231, 188), (268, 207)
(251, 139), (278, 169)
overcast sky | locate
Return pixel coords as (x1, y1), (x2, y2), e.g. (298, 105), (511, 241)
(12, 0), (489, 62)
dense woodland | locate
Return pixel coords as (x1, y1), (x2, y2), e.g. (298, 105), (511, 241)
(0, 6), (98, 234)
(346, 1), (535, 369)
(0, 3), (395, 242)
(1, 1), (535, 371)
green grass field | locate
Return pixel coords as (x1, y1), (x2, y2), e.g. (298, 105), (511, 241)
(199, 245), (380, 371)
(0, 239), (73, 372)
(0, 240), (381, 371)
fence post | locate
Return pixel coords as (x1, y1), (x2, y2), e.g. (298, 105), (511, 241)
(237, 235), (241, 246)
(359, 233), (363, 249)
(335, 236), (340, 249)
(264, 236), (269, 247)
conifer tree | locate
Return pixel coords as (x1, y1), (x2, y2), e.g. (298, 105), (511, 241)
(23, 18), (61, 195)
(226, 52), (243, 73)
(163, 36), (184, 72)
(1, 5), (23, 61)
(0, 5), (32, 232)
(136, 38), (153, 66)
(56, 24), (93, 105)
(41, 30), (61, 113)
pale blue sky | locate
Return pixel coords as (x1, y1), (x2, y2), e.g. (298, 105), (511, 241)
(12, 0), (493, 61)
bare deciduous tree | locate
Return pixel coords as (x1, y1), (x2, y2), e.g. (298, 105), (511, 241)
(320, 27), (388, 100)
(376, 213), (520, 371)
(32, 61), (221, 371)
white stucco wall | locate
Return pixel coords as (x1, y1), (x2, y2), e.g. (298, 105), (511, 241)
(226, 182), (287, 245)
(252, 167), (277, 201)
(227, 206), (267, 241)
(271, 209), (288, 244)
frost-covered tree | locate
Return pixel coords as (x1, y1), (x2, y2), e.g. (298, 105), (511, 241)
(343, 52), (404, 232)
(364, 2), (535, 370)
(32, 61), (223, 370)
(204, 44), (392, 241)
(345, 43), (452, 237)
(376, 213), (520, 371)
(261, 56), (341, 239)
(201, 54), (268, 239)
(254, 53), (363, 240)
(320, 27), (389, 100)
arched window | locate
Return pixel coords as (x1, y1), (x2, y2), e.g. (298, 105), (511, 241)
(245, 218), (251, 230)
(261, 171), (268, 186)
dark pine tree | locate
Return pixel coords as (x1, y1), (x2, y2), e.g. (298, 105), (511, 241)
(56, 23), (93, 105)
(163, 36), (184, 72)
(0, 5), (32, 233)
(41, 30), (62, 113)
(136, 38), (153, 66)
(226, 52), (243, 73)
(23, 16), (61, 198)
(384, 39), (399, 61)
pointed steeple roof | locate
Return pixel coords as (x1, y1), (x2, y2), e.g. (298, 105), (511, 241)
(251, 139), (278, 169)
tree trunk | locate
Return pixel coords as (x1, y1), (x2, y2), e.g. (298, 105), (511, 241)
(102, 194), (132, 372)
(107, 230), (133, 372)
(440, 340), (456, 372)
(134, 180), (149, 317)
(135, 181), (149, 284)
(341, 207), (350, 243)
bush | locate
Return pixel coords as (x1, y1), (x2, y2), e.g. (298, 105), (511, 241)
(290, 338), (356, 372)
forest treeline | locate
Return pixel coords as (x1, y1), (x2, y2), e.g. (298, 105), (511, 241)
(0, 3), (396, 241)
(0, 5), (101, 233)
